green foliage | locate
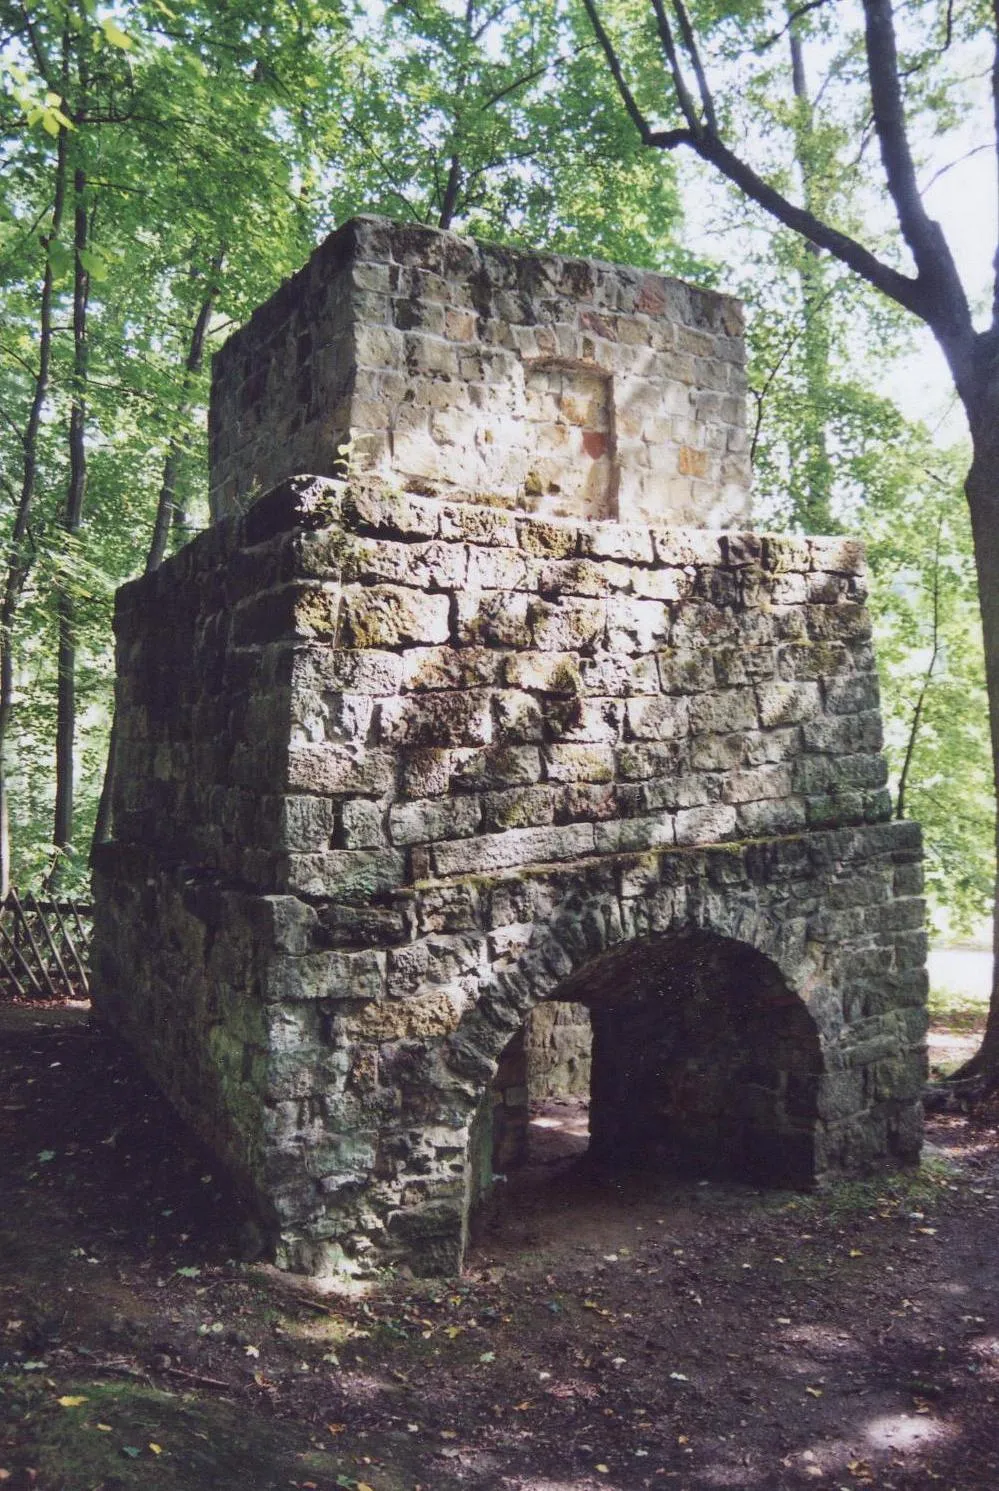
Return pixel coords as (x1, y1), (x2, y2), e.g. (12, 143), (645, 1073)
(0, 0), (691, 892)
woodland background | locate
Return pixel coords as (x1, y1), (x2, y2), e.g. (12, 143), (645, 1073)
(0, 0), (991, 948)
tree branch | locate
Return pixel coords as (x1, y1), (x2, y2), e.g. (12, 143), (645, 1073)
(581, 0), (676, 146)
(672, 0), (718, 134)
(861, 0), (969, 339)
(649, 0), (703, 133)
(753, 0), (831, 55)
(691, 130), (924, 314)
(584, 0), (958, 323)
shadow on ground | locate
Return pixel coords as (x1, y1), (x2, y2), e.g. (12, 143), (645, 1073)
(2, 1003), (999, 1491)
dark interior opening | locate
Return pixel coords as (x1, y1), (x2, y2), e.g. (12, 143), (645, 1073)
(469, 931), (823, 1221)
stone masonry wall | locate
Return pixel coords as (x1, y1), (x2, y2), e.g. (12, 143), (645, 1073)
(92, 475), (928, 1277)
(209, 219), (750, 530)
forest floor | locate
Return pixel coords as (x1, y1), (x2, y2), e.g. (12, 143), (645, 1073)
(1, 994), (998, 1491)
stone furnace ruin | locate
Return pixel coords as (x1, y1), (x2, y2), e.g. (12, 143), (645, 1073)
(91, 217), (928, 1277)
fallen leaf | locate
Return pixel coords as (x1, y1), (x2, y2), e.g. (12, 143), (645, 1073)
(849, 1249), (863, 1258)
(149, 1444), (163, 1455)
(95, 1425), (112, 1433)
(327, 1423), (346, 1436)
(596, 1466), (610, 1474)
(805, 1386), (823, 1398)
(121, 1446), (141, 1458)
(58, 1396), (88, 1408)
(244, 1345), (260, 1358)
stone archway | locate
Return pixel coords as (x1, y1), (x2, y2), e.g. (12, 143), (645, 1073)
(428, 874), (836, 1269)
(464, 927), (824, 1237)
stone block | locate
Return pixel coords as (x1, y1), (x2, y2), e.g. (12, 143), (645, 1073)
(481, 786), (556, 831)
(263, 949), (385, 1003)
(389, 795), (481, 846)
(675, 803), (737, 845)
(756, 681), (822, 728)
(286, 745), (395, 796)
(688, 689), (758, 735)
(379, 690), (493, 747)
(529, 597), (606, 651)
(279, 848), (406, 898)
(430, 822), (595, 876)
(504, 651), (584, 695)
(625, 696), (690, 741)
(342, 585), (451, 648)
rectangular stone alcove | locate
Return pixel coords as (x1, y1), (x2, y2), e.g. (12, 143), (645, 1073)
(92, 221), (928, 1279)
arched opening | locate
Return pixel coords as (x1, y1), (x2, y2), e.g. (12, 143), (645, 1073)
(468, 931), (823, 1223)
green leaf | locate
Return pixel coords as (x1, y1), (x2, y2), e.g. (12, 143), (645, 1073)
(100, 18), (133, 51)
(78, 249), (109, 282)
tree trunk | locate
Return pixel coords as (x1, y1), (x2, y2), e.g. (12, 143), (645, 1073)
(788, 26), (834, 533)
(145, 248), (224, 573)
(0, 88), (70, 898)
(951, 411), (999, 1084)
(51, 158), (91, 883)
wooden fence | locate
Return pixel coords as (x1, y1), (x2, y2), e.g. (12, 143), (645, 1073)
(0, 890), (92, 1001)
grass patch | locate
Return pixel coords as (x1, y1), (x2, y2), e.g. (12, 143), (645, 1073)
(0, 1376), (331, 1491)
(789, 1152), (958, 1223)
(928, 982), (989, 1031)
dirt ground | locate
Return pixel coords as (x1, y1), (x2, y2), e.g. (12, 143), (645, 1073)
(2, 1002), (998, 1491)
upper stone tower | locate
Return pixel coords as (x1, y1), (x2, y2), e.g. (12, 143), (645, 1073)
(209, 217), (750, 529)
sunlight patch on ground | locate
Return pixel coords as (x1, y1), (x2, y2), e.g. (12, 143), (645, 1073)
(864, 1411), (956, 1451)
(529, 1103), (590, 1140)
(968, 1334), (999, 1379)
(782, 1323), (867, 1357)
(514, 1480), (621, 1490)
(701, 1462), (766, 1486)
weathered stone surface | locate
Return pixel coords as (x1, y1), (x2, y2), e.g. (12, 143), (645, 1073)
(341, 585), (450, 648)
(210, 219), (750, 529)
(95, 223), (924, 1284)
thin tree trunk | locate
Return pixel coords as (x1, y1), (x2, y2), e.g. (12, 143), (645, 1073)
(437, 155), (462, 230)
(51, 154), (91, 882)
(0, 48), (70, 898)
(895, 513), (943, 822)
(94, 250), (224, 863)
(788, 25), (833, 534)
(950, 424), (999, 1084)
(145, 247), (224, 573)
